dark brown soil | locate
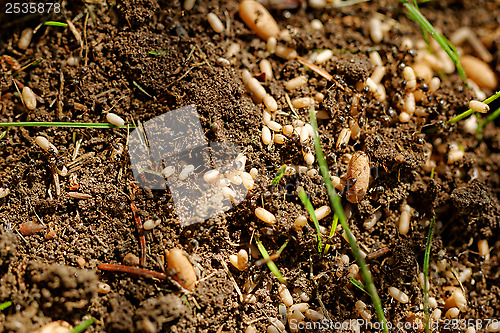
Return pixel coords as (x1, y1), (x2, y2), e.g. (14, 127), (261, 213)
(0, 0), (499, 332)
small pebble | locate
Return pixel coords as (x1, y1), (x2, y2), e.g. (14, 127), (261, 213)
(76, 257), (86, 268)
(19, 222), (46, 236)
(97, 282), (111, 294)
(123, 253), (140, 266)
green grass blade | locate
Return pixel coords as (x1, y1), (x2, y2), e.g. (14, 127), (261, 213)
(148, 50), (168, 56)
(69, 318), (95, 333)
(447, 90), (500, 124)
(0, 301), (12, 311)
(276, 238), (290, 256)
(133, 81), (153, 98)
(402, 1), (467, 83)
(0, 122), (134, 129)
(0, 130), (7, 140)
(255, 237), (286, 284)
(298, 188), (323, 253)
(477, 105), (500, 131)
(309, 107), (389, 333)
(44, 21), (68, 27)
(423, 216), (436, 333)
(323, 214), (339, 254)
(349, 277), (370, 295)
(271, 165), (286, 186)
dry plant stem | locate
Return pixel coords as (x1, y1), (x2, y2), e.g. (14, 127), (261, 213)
(423, 217), (436, 333)
(366, 247), (390, 260)
(97, 263), (167, 280)
(130, 202), (147, 267)
(219, 257), (244, 303)
(52, 165), (61, 197)
(310, 108), (389, 333)
(296, 56), (333, 81)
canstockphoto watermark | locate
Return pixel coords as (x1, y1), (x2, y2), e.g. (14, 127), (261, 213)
(128, 105), (380, 226)
(129, 105), (248, 226)
(288, 318), (439, 331)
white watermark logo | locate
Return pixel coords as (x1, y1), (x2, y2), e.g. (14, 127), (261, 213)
(288, 318), (440, 331)
(128, 105), (248, 226)
(128, 105), (380, 226)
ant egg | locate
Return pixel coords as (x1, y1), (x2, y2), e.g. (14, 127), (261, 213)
(183, 0), (195, 10)
(248, 78), (267, 100)
(370, 66), (386, 85)
(304, 309), (324, 321)
(262, 126), (272, 145)
(179, 165), (195, 180)
(399, 204), (411, 235)
(203, 169), (219, 183)
(300, 127), (310, 144)
(35, 136), (58, 155)
(207, 13), (224, 33)
(369, 17), (383, 43)
(241, 172), (254, 190)
(106, 112), (125, 127)
(22, 87), (37, 110)
(267, 121), (282, 132)
(278, 284), (293, 307)
(274, 134), (286, 144)
(286, 76), (308, 91)
(469, 100), (489, 113)
(226, 43), (241, 58)
(282, 125), (293, 136)
(260, 59), (273, 82)
(388, 286), (409, 303)
(304, 152), (314, 165)
(312, 205), (331, 221)
(255, 207), (276, 224)
(275, 45), (297, 60)
(0, 188), (10, 198)
(293, 215), (307, 231)
(291, 97), (314, 109)
(336, 128), (351, 149)
(264, 94), (278, 112)
(249, 168), (259, 179)
(229, 249), (248, 271)
(18, 28), (33, 50)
